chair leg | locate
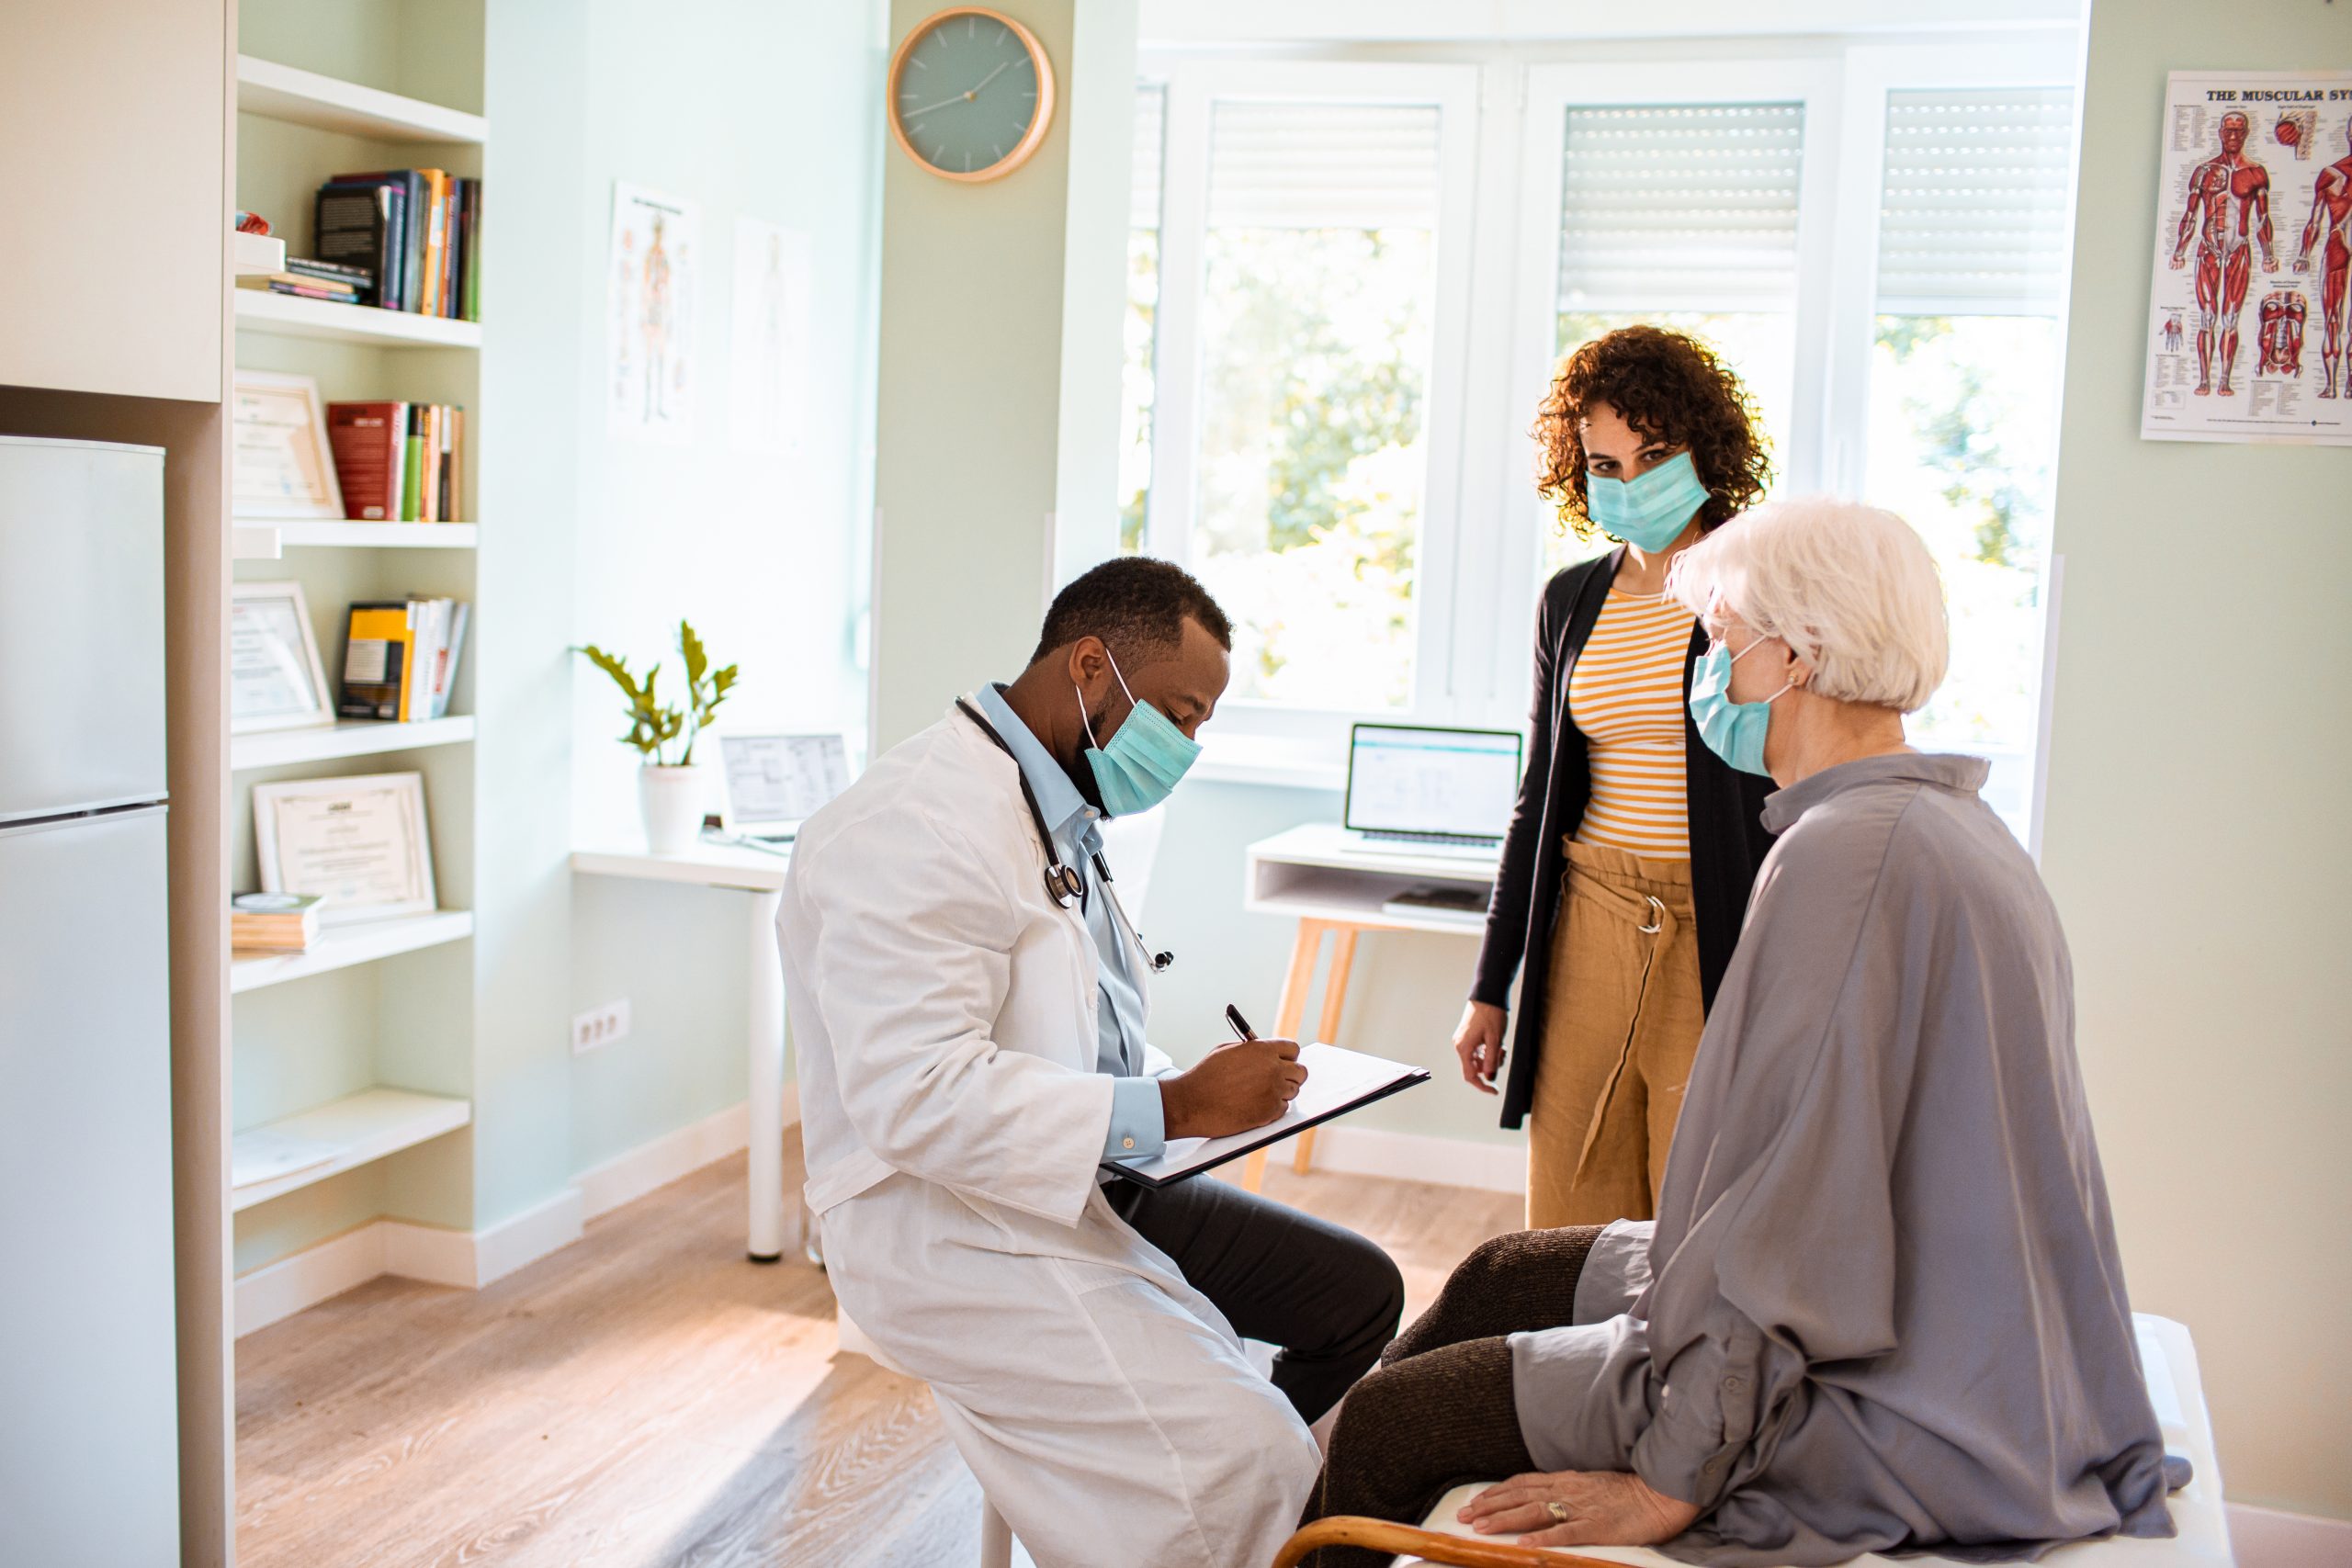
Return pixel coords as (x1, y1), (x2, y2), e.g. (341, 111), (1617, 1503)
(978, 1496), (1014, 1568)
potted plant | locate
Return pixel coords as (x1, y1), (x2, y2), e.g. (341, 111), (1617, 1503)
(578, 620), (738, 855)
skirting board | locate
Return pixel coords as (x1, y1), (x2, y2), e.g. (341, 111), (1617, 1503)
(2226, 1503), (2352, 1567)
(235, 1090), (795, 1337)
(1307, 1123), (1526, 1194)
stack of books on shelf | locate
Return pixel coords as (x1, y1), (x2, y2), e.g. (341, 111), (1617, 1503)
(326, 401), (466, 522)
(314, 170), (482, 319)
(231, 892), (322, 954)
(237, 255), (375, 303)
(340, 598), (469, 722)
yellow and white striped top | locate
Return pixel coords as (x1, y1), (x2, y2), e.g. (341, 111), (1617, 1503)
(1567, 590), (1697, 858)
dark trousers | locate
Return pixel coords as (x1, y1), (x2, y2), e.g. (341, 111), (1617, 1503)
(1108, 1174), (1405, 1425)
(1297, 1225), (1603, 1568)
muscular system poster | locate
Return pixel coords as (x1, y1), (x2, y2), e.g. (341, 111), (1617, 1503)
(2142, 71), (2352, 446)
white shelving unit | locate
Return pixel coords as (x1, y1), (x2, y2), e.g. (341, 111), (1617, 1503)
(231, 715), (473, 772)
(233, 288), (481, 348)
(235, 54), (487, 144)
(231, 909), (474, 994)
(236, 520), (479, 555)
(229, 1089), (472, 1212)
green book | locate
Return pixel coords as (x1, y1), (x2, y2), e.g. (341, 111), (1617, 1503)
(401, 409), (424, 523)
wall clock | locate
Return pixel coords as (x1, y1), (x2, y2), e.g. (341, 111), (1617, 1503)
(887, 7), (1057, 183)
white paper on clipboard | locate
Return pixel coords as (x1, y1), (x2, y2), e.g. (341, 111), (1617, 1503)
(1109, 1043), (1430, 1187)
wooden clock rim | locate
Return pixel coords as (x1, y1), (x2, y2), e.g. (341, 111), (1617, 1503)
(887, 6), (1058, 184)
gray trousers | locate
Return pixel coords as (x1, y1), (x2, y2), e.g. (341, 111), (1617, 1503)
(1108, 1173), (1405, 1424)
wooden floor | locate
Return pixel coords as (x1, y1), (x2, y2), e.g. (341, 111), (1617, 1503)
(235, 1136), (1522, 1568)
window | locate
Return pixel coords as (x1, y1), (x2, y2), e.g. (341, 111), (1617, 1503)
(1864, 85), (2074, 833)
(1548, 102), (1806, 575)
(1118, 84), (1167, 553)
(1190, 100), (1443, 709)
(1119, 40), (2076, 807)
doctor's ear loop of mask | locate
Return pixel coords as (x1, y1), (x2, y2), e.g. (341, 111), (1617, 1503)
(956, 698), (1175, 974)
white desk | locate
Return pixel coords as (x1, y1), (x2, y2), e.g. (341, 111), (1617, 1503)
(1237, 825), (1498, 1187)
(571, 840), (803, 1261)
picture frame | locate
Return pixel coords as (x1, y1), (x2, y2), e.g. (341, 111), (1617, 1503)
(232, 369), (346, 519)
(253, 772), (436, 926)
(229, 580), (337, 734)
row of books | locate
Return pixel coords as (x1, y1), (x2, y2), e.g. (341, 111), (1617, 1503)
(342, 598), (470, 723)
(326, 401), (465, 523)
(314, 169), (481, 319)
(239, 255), (375, 304)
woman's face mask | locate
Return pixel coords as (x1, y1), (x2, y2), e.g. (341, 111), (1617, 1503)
(1585, 448), (1709, 552)
(1688, 631), (1795, 776)
(1078, 650), (1201, 816)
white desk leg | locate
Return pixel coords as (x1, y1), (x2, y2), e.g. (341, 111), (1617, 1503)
(748, 889), (787, 1262)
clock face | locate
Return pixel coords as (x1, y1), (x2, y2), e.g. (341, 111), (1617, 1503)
(891, 9), (1051, 181)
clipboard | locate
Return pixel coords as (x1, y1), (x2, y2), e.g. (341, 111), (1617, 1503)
(1104, 1043), (1431, 1189)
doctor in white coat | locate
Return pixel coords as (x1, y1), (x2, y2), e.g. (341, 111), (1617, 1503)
(781, 558), (1404, 1568)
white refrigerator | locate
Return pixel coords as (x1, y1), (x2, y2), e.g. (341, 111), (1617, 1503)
(0, 436), (181, 1565)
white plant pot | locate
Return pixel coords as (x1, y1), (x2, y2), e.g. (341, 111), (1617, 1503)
(638, 763), (707, 856)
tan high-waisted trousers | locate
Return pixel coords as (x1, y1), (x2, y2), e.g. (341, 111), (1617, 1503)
(1526, 840), (1702, 1229)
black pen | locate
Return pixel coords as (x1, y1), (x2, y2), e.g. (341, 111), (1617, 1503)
(1224, 1004), (1257, 1042)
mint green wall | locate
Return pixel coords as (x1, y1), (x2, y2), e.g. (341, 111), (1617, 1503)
(2041, 0), (2351, 1520)
(552, 0), (885, 1186)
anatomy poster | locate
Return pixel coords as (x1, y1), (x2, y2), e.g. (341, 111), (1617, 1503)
(729, 217), (813, 457)
(2142, 71), (2352, 445)
(608, 183), (699, 443)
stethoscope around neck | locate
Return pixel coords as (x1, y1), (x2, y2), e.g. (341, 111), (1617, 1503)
(956, 698), (1174, 974)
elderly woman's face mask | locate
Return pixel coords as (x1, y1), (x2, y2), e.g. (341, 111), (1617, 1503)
(1690, 632), (1795, 775)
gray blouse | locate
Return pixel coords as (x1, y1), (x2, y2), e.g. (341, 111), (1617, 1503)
(1511, 753), (2177, 1563)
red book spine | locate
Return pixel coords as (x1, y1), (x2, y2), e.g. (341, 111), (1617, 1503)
(324, 401), (405, 521)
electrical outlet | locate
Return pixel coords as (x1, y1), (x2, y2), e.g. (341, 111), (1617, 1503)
(571, 998), (632, 1055)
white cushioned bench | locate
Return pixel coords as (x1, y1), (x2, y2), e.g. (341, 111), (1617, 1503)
(1288, 1314), (2232, 1568)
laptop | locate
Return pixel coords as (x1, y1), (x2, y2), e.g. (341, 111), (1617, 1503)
(718, 732), (851, 843)
(1342, 723), (1522, 857)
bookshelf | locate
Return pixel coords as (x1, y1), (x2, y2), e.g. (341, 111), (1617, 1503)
(236, 54), (488, 145)
(230, 715), (474, 772)
(229, 12), (486, 1326)
(233, 288), (482, 347)
(232, 909), (475, 994)
(229, 1088), (472, 1212)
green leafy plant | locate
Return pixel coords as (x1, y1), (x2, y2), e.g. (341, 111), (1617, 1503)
(576, 619), (738, 766)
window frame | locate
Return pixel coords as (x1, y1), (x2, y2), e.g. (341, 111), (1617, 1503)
(1120, 34), (2085, 800)
(1144, 58), (1484, 749)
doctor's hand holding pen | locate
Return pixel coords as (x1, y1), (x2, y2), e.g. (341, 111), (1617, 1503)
(1158, 1007), (1308, 1140)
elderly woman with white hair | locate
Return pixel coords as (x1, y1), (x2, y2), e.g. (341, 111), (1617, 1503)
(1295, 499), (2179, 1566)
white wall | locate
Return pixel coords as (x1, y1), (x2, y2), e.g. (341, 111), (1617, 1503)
(2041, 0), (2352, 1522)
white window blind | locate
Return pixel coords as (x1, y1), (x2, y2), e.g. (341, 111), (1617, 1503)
(1205, 101), (1442, 230)
(1876, 87), (2074, 315)
(1133, 84), (1166, 230)
(1556, 103), (1804, 312)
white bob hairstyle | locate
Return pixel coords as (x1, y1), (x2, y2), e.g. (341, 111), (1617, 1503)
(1667, 497), (1951, 714)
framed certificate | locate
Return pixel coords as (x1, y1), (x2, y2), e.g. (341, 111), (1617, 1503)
(253, 772), (436, 925)
(229, 580), (336, 734)
(232, 370), (345, 520)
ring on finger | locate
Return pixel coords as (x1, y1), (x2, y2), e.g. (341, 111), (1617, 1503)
(1546, 1500), (1571, 1523)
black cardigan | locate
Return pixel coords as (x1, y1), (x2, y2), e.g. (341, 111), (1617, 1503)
(1471, 548), (1779, 1130)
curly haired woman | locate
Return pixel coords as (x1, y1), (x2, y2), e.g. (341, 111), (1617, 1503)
(1453, 325), (1779, 1226)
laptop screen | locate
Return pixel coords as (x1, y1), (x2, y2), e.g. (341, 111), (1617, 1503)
(1344, 725), (1522, 837)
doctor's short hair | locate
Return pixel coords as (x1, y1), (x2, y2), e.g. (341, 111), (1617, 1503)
(1667, 498), (1950, 714)
(1030, 557), (1235, 668)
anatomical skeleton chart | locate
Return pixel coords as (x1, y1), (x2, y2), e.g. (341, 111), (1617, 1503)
(2142, 71), (2352, 445)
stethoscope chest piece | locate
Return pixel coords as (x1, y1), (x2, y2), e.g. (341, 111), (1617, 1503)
(1044, 863), (1085, 907)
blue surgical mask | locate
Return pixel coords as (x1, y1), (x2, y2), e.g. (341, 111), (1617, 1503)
(1688, 636), (1794, 776)
(1080, 651), (1201, 816)
(1586, 449), (1710, 552)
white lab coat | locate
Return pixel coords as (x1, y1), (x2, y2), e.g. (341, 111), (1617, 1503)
(779, 701), (1318, 1568)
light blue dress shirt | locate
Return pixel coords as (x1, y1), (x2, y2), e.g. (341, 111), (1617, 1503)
(971, 683), (1166, 1165)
